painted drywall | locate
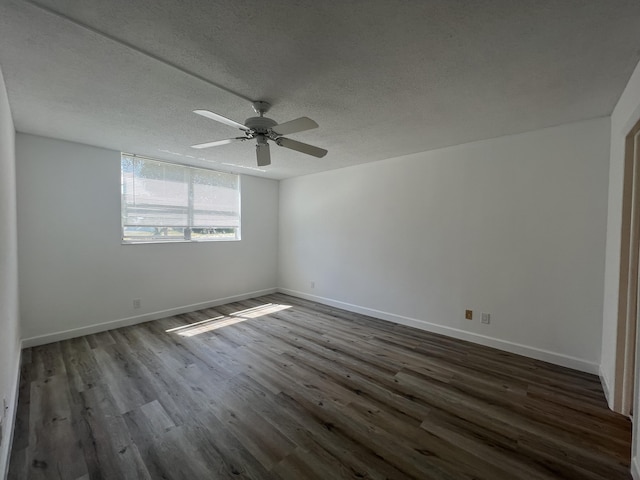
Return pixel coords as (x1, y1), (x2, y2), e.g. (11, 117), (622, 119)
(601, 57), (640, 465)
(16, 134), (279, 343)
(0, 66), (20, 478)
(279, 117), (610, 373)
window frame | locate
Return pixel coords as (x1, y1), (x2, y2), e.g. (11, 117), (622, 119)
(121, 153), (241, 244)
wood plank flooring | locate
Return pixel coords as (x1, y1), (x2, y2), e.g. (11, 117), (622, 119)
(8, 293), (632, 479)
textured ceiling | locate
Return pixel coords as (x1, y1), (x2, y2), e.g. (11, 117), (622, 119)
(1, 0), (640, 179)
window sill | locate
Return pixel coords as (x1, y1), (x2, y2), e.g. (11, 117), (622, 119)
(121, 238), (241, 245)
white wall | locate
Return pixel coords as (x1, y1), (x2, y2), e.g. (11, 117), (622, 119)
(279, 117), (610, 373)
(600, 58), (640, 478)
(0, 66), (20, 478)
(16, 134), (279, 344)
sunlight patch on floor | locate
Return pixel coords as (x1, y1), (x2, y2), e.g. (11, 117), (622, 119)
(229, 303), (292, 319)
(165, 303), (291, 337)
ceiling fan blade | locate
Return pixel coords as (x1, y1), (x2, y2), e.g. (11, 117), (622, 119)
(193, 109), (249, 131)
(276, 137), (327, 158)
(271, 117), (318, 136)
(256, 142), (271, 166)
(191, 137), (246, 149)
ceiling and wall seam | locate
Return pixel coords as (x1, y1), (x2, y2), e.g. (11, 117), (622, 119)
(21, 0), (253, 103)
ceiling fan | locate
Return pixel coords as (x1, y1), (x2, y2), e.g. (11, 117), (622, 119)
(191, 101), (328, 167)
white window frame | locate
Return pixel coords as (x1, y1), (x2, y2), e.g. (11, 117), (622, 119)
(121, 154), (241, 244)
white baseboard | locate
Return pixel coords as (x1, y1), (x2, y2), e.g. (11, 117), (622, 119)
(21, 288), (277, 348)
(278, 288), (599, 374)
(20, 285), (601, 374)
(1, 349), (21, 480)
(632, 456), (640, 480)
(599, 366), (614, 410)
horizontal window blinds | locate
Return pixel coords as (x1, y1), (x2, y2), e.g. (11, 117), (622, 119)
(121, 154), (240, 242)
(192, 170), (240, 228)
(122, 157), (189, 226)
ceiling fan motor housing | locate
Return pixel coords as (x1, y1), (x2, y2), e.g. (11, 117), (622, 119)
(244, 116), (277, 135)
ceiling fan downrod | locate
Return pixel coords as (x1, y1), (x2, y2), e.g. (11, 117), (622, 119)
(251, 101), (271, 116)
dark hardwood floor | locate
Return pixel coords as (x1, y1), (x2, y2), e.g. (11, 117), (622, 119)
(8, 293), (632, 479)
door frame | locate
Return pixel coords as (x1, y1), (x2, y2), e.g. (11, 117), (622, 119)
(614, 119), (640, 415)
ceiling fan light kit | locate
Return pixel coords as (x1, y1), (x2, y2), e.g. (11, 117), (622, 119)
(192, 101), (328, 166)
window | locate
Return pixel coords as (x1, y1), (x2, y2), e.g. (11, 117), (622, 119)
(121, 154), (240, 243)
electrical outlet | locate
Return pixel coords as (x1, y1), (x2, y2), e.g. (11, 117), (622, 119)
(133, 299), (141, 309)
(481, 313), (491, 324)
(465, 309), (473, 320)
